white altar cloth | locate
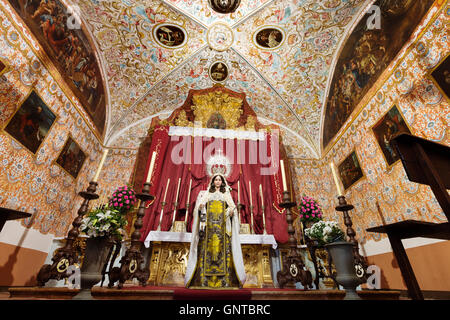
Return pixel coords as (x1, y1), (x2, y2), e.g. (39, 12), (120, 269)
(144, 231), (277, 249)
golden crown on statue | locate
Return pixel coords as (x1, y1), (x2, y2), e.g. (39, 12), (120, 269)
(206, 150), (231, 179)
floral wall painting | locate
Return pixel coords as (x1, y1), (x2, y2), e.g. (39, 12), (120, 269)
(429, 53), (450, 101)
(153, 23), (187, 49)
(55, 136), (86, 179)
(209, 61), (228, 82)
(371, 105), (412, 167)
(8, 0), (106, 135)
(208, 0), (241, 14)
(338, 151), (365, 191)
(253, 27), (284, 50)
(322, 0), (435, 149)
(3, 90), (57, 154)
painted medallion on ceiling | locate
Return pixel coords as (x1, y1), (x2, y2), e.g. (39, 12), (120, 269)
(322, 0), (435, 149)
(253, 26), (285, 50)
(153, 23), (187, 49)
(208, 0), (241, 14)
(7, 0), (106, 136)
(209, 61), (229, 82)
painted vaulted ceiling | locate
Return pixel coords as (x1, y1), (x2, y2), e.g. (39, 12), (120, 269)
(72, 0), (379, 158)
(10, 0), (391, 158)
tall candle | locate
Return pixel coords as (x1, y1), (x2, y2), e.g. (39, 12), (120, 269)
(280, 160), (288, 191)
(260, 184), (266, 234)
(330, 162), (343, 196)
(175, 178), (181, 203)
(172, 178), (181, 226)
(163, 178), (170, 202)
(249, 181), (253, 206)
(237, 181), (240, 203)
(146, 151), (156, 183)
(259, 184), (264, 206)
(187, 179), (192, 204)
(93, 149), (108, 182)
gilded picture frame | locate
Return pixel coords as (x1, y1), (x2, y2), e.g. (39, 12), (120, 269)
(2, 89), (57, 156)
(54, 135), (87, 180)
(427, 51), (450, 102)
(338, 150), (365, 191)
(371, 104), (413, 168)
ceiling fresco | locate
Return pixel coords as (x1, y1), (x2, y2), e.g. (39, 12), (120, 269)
(7, 0), (107, 136)
(322, 0), (435, 149)
(7, 0), (437, 158)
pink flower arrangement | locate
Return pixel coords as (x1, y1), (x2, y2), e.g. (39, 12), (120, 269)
(298, 195), (323, 223)
(108, 185), (137, 213)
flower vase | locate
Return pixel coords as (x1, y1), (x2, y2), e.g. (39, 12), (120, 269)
(325, 241), (361, 300)
(73, 237), (112, 300)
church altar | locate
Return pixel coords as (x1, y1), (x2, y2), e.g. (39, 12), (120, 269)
(144, 231), (276, 288)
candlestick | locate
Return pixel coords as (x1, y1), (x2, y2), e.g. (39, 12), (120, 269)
(249, 181), (253, 233)
(187, 179), (192, 204)
(330, 162), (343, 196)
(260, 184), (266, 234)
(158, 179), (170, 231)
(238, 180), (240, 204)
(145, 151), (156, 183)
(249, 181), (252, 206)
(185, 179), (192, 224)
(280, 160), (288, 191)
(172, 178), (181, 228)
(259, 184), (264, 205)
(163, 178), (170, 203)
(93, 149), (108, 182)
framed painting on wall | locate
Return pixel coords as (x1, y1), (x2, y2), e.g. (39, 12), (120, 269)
(371, 104), (412, 167)
(3, 90), (57, 154)
(55, 136), (86, 179)
(338, 151), (365, 191)
(428, 52), (450, 102)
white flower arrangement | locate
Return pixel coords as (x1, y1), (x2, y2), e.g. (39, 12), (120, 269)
(304, 220), (345, 245)
(80, 207), (127, 240)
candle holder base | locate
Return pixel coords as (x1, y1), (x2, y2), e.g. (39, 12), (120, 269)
(276, 192), (313, 289)
(108, 183), (154, 289)
(37, 182), (99, 286)
(335, 195), (369, 283)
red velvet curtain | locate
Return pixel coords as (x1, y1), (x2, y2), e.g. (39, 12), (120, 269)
(139, 125), (288, 243)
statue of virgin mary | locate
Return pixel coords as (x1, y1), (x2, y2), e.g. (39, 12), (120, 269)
(184, 155), (246, 288)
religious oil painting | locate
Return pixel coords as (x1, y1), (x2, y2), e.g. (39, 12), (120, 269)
(322, 0), (434, 149)
(208, 0), (241, 14)
(372, 105), (412, 166)
(153, 24), (187, 49)
(429, 53), (450, 101)
(8, 0), (106, 135)
(254, 27), (284, 50)
(56, 136), (86, 179)
(209, 61), (228, 82)
(4, 90), (56, 154)
(338, 151), (364, 191)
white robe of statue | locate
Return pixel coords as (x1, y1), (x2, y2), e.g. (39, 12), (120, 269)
(184, 187), (246, 287)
